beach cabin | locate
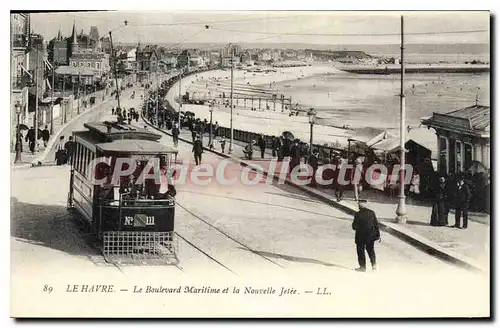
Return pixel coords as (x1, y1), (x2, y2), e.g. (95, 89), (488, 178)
(421, 104), (490, 176)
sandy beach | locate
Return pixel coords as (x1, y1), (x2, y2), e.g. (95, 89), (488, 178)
(166, 65), (354, 148)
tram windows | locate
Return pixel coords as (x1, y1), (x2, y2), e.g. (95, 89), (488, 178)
(86, 150), (92, 177)
(77, 143), (83, 173)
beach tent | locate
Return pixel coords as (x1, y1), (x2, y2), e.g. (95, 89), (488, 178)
(349, 127), (396, 146)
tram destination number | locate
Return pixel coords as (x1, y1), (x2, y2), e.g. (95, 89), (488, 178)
(124, 214), (155, 226)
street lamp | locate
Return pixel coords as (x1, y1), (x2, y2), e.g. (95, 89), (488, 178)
(14, 101), (22, 164)
(307, 108), (316, 163)
(209, 102), (214, 148)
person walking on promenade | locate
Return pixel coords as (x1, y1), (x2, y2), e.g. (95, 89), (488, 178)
(172, 123), (180, 147)
(191, 129), (197, 143)
(41, 125), (50, 148)
(219, 137), (226, 154)
(430, 176), (449, 226)
(55, 136), (67, 165)
(192, 136), (203, 166)
(258, 135), (266, 159)
(454, 175), (471, 229)
(352, 200), (381, 272)
(64, 136), (76, 166)
(25, 127), (36, 154)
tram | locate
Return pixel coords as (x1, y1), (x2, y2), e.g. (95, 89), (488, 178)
(68, 119), (179, 264)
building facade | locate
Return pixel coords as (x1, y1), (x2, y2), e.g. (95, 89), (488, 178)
(11, 13), (30, 149)
(135, 43), (159, 72)
(422, 104), (490, 175)
(69, 51), (110, 75)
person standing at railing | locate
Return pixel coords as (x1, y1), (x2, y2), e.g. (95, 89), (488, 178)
(172, 123), (180, 147)
(258, 135), (266, 159)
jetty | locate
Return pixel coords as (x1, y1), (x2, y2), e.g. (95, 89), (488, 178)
(338, 64), (490, 74)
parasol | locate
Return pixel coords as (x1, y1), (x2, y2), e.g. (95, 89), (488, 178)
(467, 160), (487, 174)
(18, 124), (29, 131)
(281, 131), (295, 140)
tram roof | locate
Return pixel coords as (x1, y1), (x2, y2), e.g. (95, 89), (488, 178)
(84, 122), (162, 142)
(96, 139), (178, 155)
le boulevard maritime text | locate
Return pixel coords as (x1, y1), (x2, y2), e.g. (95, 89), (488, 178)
(63, 285), (332, 296)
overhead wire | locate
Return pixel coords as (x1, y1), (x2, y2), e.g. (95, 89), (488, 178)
(207, 27), (489, 37)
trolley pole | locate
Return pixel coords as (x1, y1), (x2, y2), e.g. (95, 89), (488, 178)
(229, 46), (234, 154)
(395, 15), (407, 224)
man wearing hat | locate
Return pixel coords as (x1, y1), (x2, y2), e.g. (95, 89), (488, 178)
(352, 200), (381, 272)
(454, 175), (471, 229)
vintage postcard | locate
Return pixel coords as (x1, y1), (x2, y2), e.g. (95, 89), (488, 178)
(10, 10), (490, 318)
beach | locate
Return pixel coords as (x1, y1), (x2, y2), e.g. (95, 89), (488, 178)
(166, 63), (490, 157)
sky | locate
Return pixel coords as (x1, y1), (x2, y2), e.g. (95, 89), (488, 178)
(29, 11), (490, 46)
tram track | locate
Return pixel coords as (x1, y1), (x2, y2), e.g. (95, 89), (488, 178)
(175, 201), (285, 271)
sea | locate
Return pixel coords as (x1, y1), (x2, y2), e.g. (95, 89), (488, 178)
(272, 52), (490, 129)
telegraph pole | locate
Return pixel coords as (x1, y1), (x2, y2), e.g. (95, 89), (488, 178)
(62, 74), (66, 124)
(229, 46), (234, 154)
(156, 58), (159, 126)
(77, 71), (81, 114)
(50, 61), (54, 135)
(395, 15), (407, 224)
(34, 48), (40, 152)
(178, 63), (182, 129)
(108, 31), (121, 109)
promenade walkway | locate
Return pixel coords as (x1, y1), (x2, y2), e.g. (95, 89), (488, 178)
(149, 120), (490, 272)
(11, 84), (147, 168)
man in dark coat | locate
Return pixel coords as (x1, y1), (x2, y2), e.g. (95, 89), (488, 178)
(25, 127), (36, 154)
(257, 135), (266, 159)
(352, 200), (381, 272)
(64, 136), (76, 165)
(172, 123), (180, 147)
(192, 136), (203, 166)
(454, 175), (472, 229)
(41, 125), (50, 148)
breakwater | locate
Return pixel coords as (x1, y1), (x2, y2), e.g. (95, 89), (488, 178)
(339, 64), (490, 75)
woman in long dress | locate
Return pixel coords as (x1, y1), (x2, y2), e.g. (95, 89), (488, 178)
(430, 177), (448, 226)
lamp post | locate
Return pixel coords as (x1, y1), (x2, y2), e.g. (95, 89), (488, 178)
(14, 101), (22, 164)
(307, 108), (316, 163)
(209, 102), (214, 148)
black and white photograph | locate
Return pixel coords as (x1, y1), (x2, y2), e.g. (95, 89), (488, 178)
(9, 9), (491, 318)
